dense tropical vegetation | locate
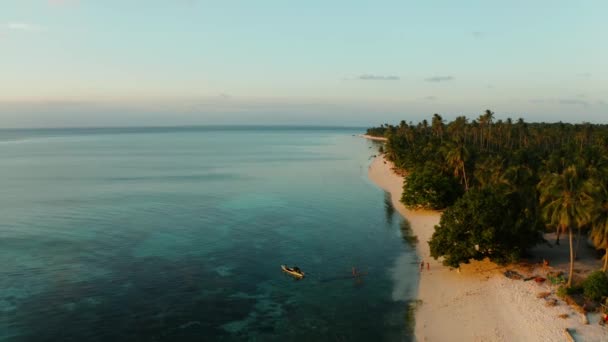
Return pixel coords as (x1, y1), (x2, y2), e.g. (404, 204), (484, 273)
(367, 111), (608, 286)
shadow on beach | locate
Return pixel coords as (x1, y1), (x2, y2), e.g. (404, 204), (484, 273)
(529, 232), (604, 280)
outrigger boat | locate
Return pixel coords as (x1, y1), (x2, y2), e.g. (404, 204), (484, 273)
(281, 265), (304, 279)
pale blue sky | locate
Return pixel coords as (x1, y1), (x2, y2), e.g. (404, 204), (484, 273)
(1, 0), (607, 127)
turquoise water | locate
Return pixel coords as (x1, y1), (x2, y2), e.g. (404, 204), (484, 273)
(0, 127), (418, 341)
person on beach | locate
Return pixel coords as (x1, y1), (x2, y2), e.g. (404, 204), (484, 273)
(427, 262), (430, 271)
(420, 261), (424, 271)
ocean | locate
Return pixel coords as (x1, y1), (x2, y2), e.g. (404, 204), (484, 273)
(0, 127), (418, 341)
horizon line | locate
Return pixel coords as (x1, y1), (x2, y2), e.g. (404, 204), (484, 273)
(0, 123), (370, 131)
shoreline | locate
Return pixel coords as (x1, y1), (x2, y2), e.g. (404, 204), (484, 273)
(359, 134), (388, 142)
(366, 151), (608, 341)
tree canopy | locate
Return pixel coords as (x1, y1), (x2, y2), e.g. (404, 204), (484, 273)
(368, 112), (608, 279)
(429, 187), (543, 267)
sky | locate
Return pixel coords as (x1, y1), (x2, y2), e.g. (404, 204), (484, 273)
(1, 0), (607, 127)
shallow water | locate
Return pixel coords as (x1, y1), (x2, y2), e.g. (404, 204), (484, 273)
(0, 127), (418, 341)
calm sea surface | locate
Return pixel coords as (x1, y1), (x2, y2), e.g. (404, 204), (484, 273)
(0, 127), (418, 341)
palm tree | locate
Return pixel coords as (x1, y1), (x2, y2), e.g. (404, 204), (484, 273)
(588, 161), (608, 271)
(483, 109), (495, 150)
(516, 118), (527, 148)
(447, 116), (467, 144)
(505, 117), (513, 149)
(445, 142), (470, 191)
(572, 154), (608, 259)
(589, 183), (608, 271)
(431, 113), (444, 142)
(478, 114), (487, 150)
(421, 119), (429, 136)
(473, 156), (504, 189)
(538, 165), (593, 287)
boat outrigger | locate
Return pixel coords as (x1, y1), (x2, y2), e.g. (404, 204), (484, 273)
(281, 265), (304, 279)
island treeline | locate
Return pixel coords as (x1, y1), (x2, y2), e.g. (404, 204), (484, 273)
(367, 111), (608, 288)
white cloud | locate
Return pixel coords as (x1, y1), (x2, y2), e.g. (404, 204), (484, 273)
(425, 76), (454, 82)
(356, 74), (400, 81)
(559, 98), (588, 106)
(6, 22), (45, 32)
(529, 97), (590, 107)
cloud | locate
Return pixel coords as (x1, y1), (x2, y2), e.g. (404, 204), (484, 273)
(6, 22), (45, 32)
(425, 76), (454, 82)
(530, 98), (590, 106)
(472, 31), (484, 38)
(559, 99), (588, 106)
(357, 74), (400, 81)
(423, 96), (437, 101)
(578, 72), (592, 78)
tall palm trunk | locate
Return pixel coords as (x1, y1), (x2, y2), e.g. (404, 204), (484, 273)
(462, 164), (469, 191)
(574, 228), (581, 260)
(604, 249), (608, 272)
(567, 227), (574, 288)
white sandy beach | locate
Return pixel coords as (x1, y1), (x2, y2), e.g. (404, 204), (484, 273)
(360, 134), (388, 142)
(367, 153), (608, 342)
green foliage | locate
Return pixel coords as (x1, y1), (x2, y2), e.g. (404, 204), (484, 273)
(428, 188), (544, 268)
(547, 272), (566, 285)
(556, 286), (566, 298)
(588, 184), (608, 271)
(368, 112), (608, 269)
(401, 164), (462, 210)
(365, 125), (389, 138)
(538, 164), (595, 287)
(582, 271), (608, 301)
(557, 284), (582, 298)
